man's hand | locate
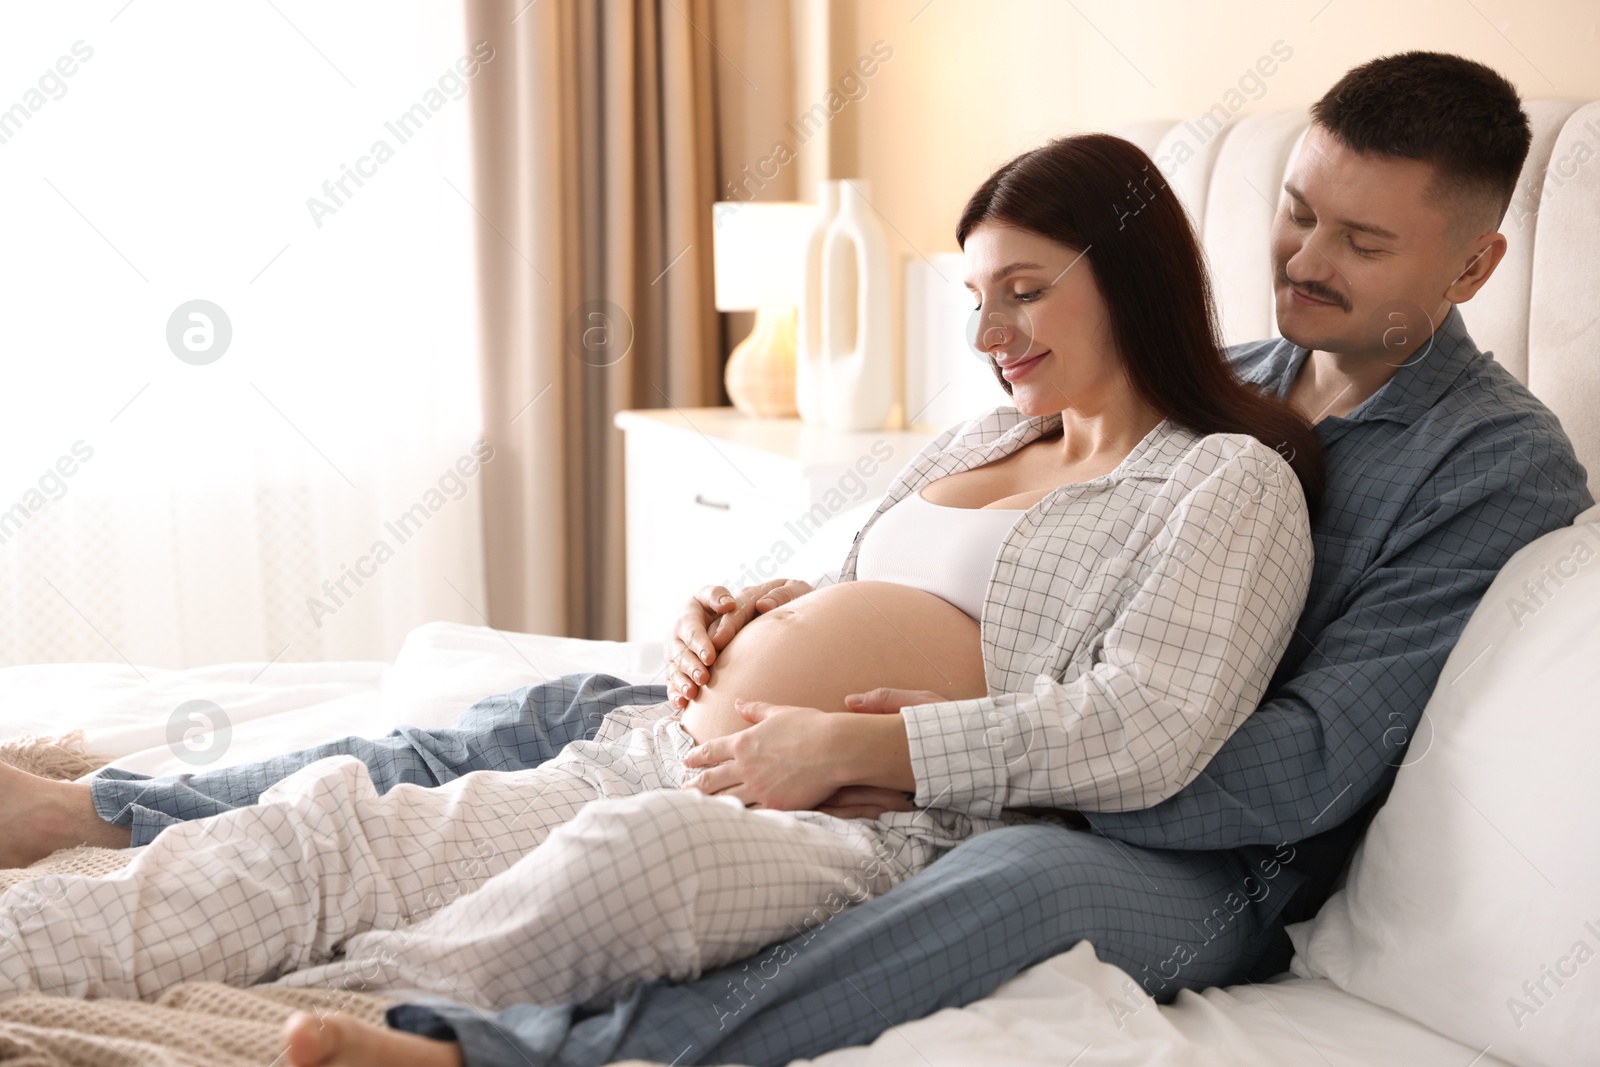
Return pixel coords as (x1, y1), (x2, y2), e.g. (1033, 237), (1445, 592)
(842, 688), (950, 714)
(814, 786), (918, 820)
(663, 579), (812, 710)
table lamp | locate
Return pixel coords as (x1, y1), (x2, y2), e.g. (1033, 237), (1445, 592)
(712, 201), (815, 418)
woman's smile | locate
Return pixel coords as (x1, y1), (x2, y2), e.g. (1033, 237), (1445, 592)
(1000, 349), (1050, 381)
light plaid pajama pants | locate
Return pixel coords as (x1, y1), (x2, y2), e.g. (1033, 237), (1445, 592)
(0, 701), (989, 1011)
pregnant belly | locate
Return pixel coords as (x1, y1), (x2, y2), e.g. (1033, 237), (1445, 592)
(681, 580), (989, 744)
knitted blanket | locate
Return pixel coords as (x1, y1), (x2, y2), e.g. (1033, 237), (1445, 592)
(0, 983), (395, 1067)
(0, 733), (396, 1066)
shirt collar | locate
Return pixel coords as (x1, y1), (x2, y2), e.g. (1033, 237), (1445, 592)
(1241, 304), (1480, 426)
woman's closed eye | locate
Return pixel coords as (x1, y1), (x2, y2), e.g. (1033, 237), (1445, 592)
(972, 288), (1044, 311)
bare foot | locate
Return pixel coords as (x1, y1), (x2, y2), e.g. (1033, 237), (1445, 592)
(0, 759), (131, 869)
(282, 1011), (465, 1067)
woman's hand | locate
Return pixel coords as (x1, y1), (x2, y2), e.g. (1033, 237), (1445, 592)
(681, 699), (843, 810)
(663, 579), (813, 710)
(682, 697), (921, 810)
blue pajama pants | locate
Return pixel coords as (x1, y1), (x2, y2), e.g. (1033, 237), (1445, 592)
(92, 673), (1306, 1067)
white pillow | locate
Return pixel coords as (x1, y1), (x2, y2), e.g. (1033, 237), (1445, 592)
(382, 621), (665, 730)
(1287, 505), (1600, 1067)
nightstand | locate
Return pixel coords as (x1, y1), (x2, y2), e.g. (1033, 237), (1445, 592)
(613, 407), (942, 642)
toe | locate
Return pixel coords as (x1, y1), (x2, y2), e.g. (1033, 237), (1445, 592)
(282, 1011), (336, 1067)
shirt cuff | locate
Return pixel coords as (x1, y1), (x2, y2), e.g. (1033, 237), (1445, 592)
(901, 697), (1011, 819)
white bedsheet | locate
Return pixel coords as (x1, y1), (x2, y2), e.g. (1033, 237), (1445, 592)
(794, 942), (1513, 1066)
(0, 660), (388, 775)
(0, 622), (1509, 1067)
(0, 621), (665, 777)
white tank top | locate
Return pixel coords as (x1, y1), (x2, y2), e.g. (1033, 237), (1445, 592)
(854, 485), (1027, 622)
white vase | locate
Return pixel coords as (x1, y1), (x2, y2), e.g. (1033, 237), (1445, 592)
(795, 179), (838, 425)
(816, 179), (893, 430)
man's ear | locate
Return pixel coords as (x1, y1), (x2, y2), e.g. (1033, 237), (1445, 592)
(1444, 232), (1508, 304)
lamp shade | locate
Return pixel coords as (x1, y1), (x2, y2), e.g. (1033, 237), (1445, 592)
(712, 201), (815, 311)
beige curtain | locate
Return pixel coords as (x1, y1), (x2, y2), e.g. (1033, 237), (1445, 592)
(463, 0), (797, 640)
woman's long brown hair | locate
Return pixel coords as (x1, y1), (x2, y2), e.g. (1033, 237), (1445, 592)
(956, 133), (1324, 513)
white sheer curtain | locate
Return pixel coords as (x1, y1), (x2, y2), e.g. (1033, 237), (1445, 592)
(0, 1), (488, 668)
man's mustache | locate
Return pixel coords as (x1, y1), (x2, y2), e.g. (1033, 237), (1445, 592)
(1275, 267), (1351, 312)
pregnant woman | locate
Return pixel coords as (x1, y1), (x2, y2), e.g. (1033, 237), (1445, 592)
(0, 134), (1320, 1067)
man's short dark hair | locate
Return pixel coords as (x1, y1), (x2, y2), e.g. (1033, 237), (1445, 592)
(1311, 52), (1531, 231)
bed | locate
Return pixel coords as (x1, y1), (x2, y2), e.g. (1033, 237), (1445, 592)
(5, 100), (1599, 1067)
(0, 619), (1555, 1067)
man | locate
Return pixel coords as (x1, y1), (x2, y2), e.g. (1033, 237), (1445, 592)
(5, 51), (1592, 1067)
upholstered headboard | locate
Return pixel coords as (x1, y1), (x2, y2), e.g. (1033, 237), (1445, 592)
(1113, 102), (1600, 495)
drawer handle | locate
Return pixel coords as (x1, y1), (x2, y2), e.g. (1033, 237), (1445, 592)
(693, 493), (731, 510)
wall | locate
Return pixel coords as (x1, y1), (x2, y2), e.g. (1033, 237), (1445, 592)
(806, 0), (1600, 426)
